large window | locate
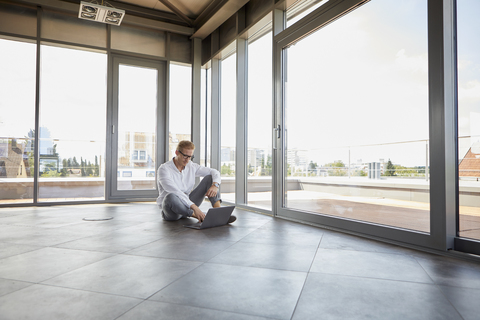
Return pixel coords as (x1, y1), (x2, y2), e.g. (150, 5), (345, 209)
(283, 0), (430, 232)
(168, 63), (192, 158)
(457, 0), (480, 241)
(247, 31), (273, 210)
(0, 38), (36, 204)
(39, 45), (107, 201)
(220, 53), (237, 202)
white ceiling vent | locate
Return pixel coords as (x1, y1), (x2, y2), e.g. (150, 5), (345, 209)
(78, 1), (125, 26)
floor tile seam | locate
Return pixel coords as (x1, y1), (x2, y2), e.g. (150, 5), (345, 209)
(30, 281), (147, 301)
(306, 233), (325, 273)
(142, 297), (284, 320)
(238, 219), (275, 229)
(3, 224), (83, 229)
(51, 232), (112, 248)
(289, 234), (326, 320)
(52, 244), (133, 255)
(142, 261), (207, 301)
(113, 299), (148, 320)
(221, 224), (271, 231)
(89, 236), (172, 254)
(201, 261), (310, 276)
(0, 279), (36, 298)
(413, 255), (442, 285)
(316, 246), (423, 258)
(46, 230), (128, 246)
(287, 269), (312, 320)
(236, 237), (321, 248)
(432, 282), (480, 291)
(0, 244), (45, 260)
(120, 251), (213, 264)
(201, 239), (242, 264)
(204, 259), (312, 273)
(35, 251), (120, 284)
(208, 225), (274, 243)
(0, 223), (63, 229)
(306, 270), (438, 285)
(433, 283), (468, 320)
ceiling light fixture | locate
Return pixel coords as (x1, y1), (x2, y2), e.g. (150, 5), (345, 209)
(78, 1), (125, 26)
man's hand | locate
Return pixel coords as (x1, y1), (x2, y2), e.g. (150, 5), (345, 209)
(206, 185), (218, 198)
(191, 205), (205, 222)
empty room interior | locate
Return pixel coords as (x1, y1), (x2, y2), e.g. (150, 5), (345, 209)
(1, 0), (480, 319)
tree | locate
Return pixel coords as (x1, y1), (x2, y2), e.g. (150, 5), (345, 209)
(221, 164), (232, 176)
(325, 160), (346, 176)
(85, 160), (94, 176)
(384, 159), (396, 176)
(94, 155), (100, 176)
(72, 157), (79, 168)
(60, 159), (68, 176)
(326, 160), (345, 168)
(262, 155), (272, 176)
(80, 157), (86, 176)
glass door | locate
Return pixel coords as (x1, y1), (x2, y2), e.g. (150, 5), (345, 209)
(109, 56), (166, 199)
(281, 0), (430, 233)
(274, 0), (441, 249)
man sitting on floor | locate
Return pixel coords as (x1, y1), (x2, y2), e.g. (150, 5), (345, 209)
(156, 140), (236, 223)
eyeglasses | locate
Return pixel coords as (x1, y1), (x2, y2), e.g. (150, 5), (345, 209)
(178, 150), (194, 161)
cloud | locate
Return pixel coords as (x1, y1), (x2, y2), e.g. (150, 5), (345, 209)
(394, 49), (428, 74)
(458, 59), (473, 71)
(459, 79), (480, 100)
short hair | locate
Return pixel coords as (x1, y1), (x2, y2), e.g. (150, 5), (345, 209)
(176, 140), (195, 152)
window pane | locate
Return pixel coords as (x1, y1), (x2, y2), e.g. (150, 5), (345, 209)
(201, 66), (212, 167)
(39, 45), (107, 201)
(0, 39), (36, 204)
(168, 64), (191, 158)
(117, 65), (157, 190)
(221, 53), (236, 202)
(248, 31), (272, 210)
(284, 0), (430, 232)
(457, 0), (480, 241)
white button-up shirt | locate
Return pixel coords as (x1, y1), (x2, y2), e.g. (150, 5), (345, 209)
(156, 158), (221, 209)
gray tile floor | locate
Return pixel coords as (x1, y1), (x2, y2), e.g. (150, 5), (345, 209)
(1, 202), (480, 319)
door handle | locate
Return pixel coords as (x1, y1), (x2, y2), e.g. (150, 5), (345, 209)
(273, 125), (280, 150)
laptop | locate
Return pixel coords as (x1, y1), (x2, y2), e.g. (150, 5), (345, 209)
(184, 206), (235, 230)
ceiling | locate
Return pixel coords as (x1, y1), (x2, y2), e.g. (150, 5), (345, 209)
(15, 0), (251, 39)
(117, 0), (218, 22)
(87, 0), (251, 38)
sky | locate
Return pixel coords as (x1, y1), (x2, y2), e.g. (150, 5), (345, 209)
(285, 0), (430, 167)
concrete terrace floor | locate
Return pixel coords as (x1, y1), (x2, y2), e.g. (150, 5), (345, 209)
(0, 202), (480, 319)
